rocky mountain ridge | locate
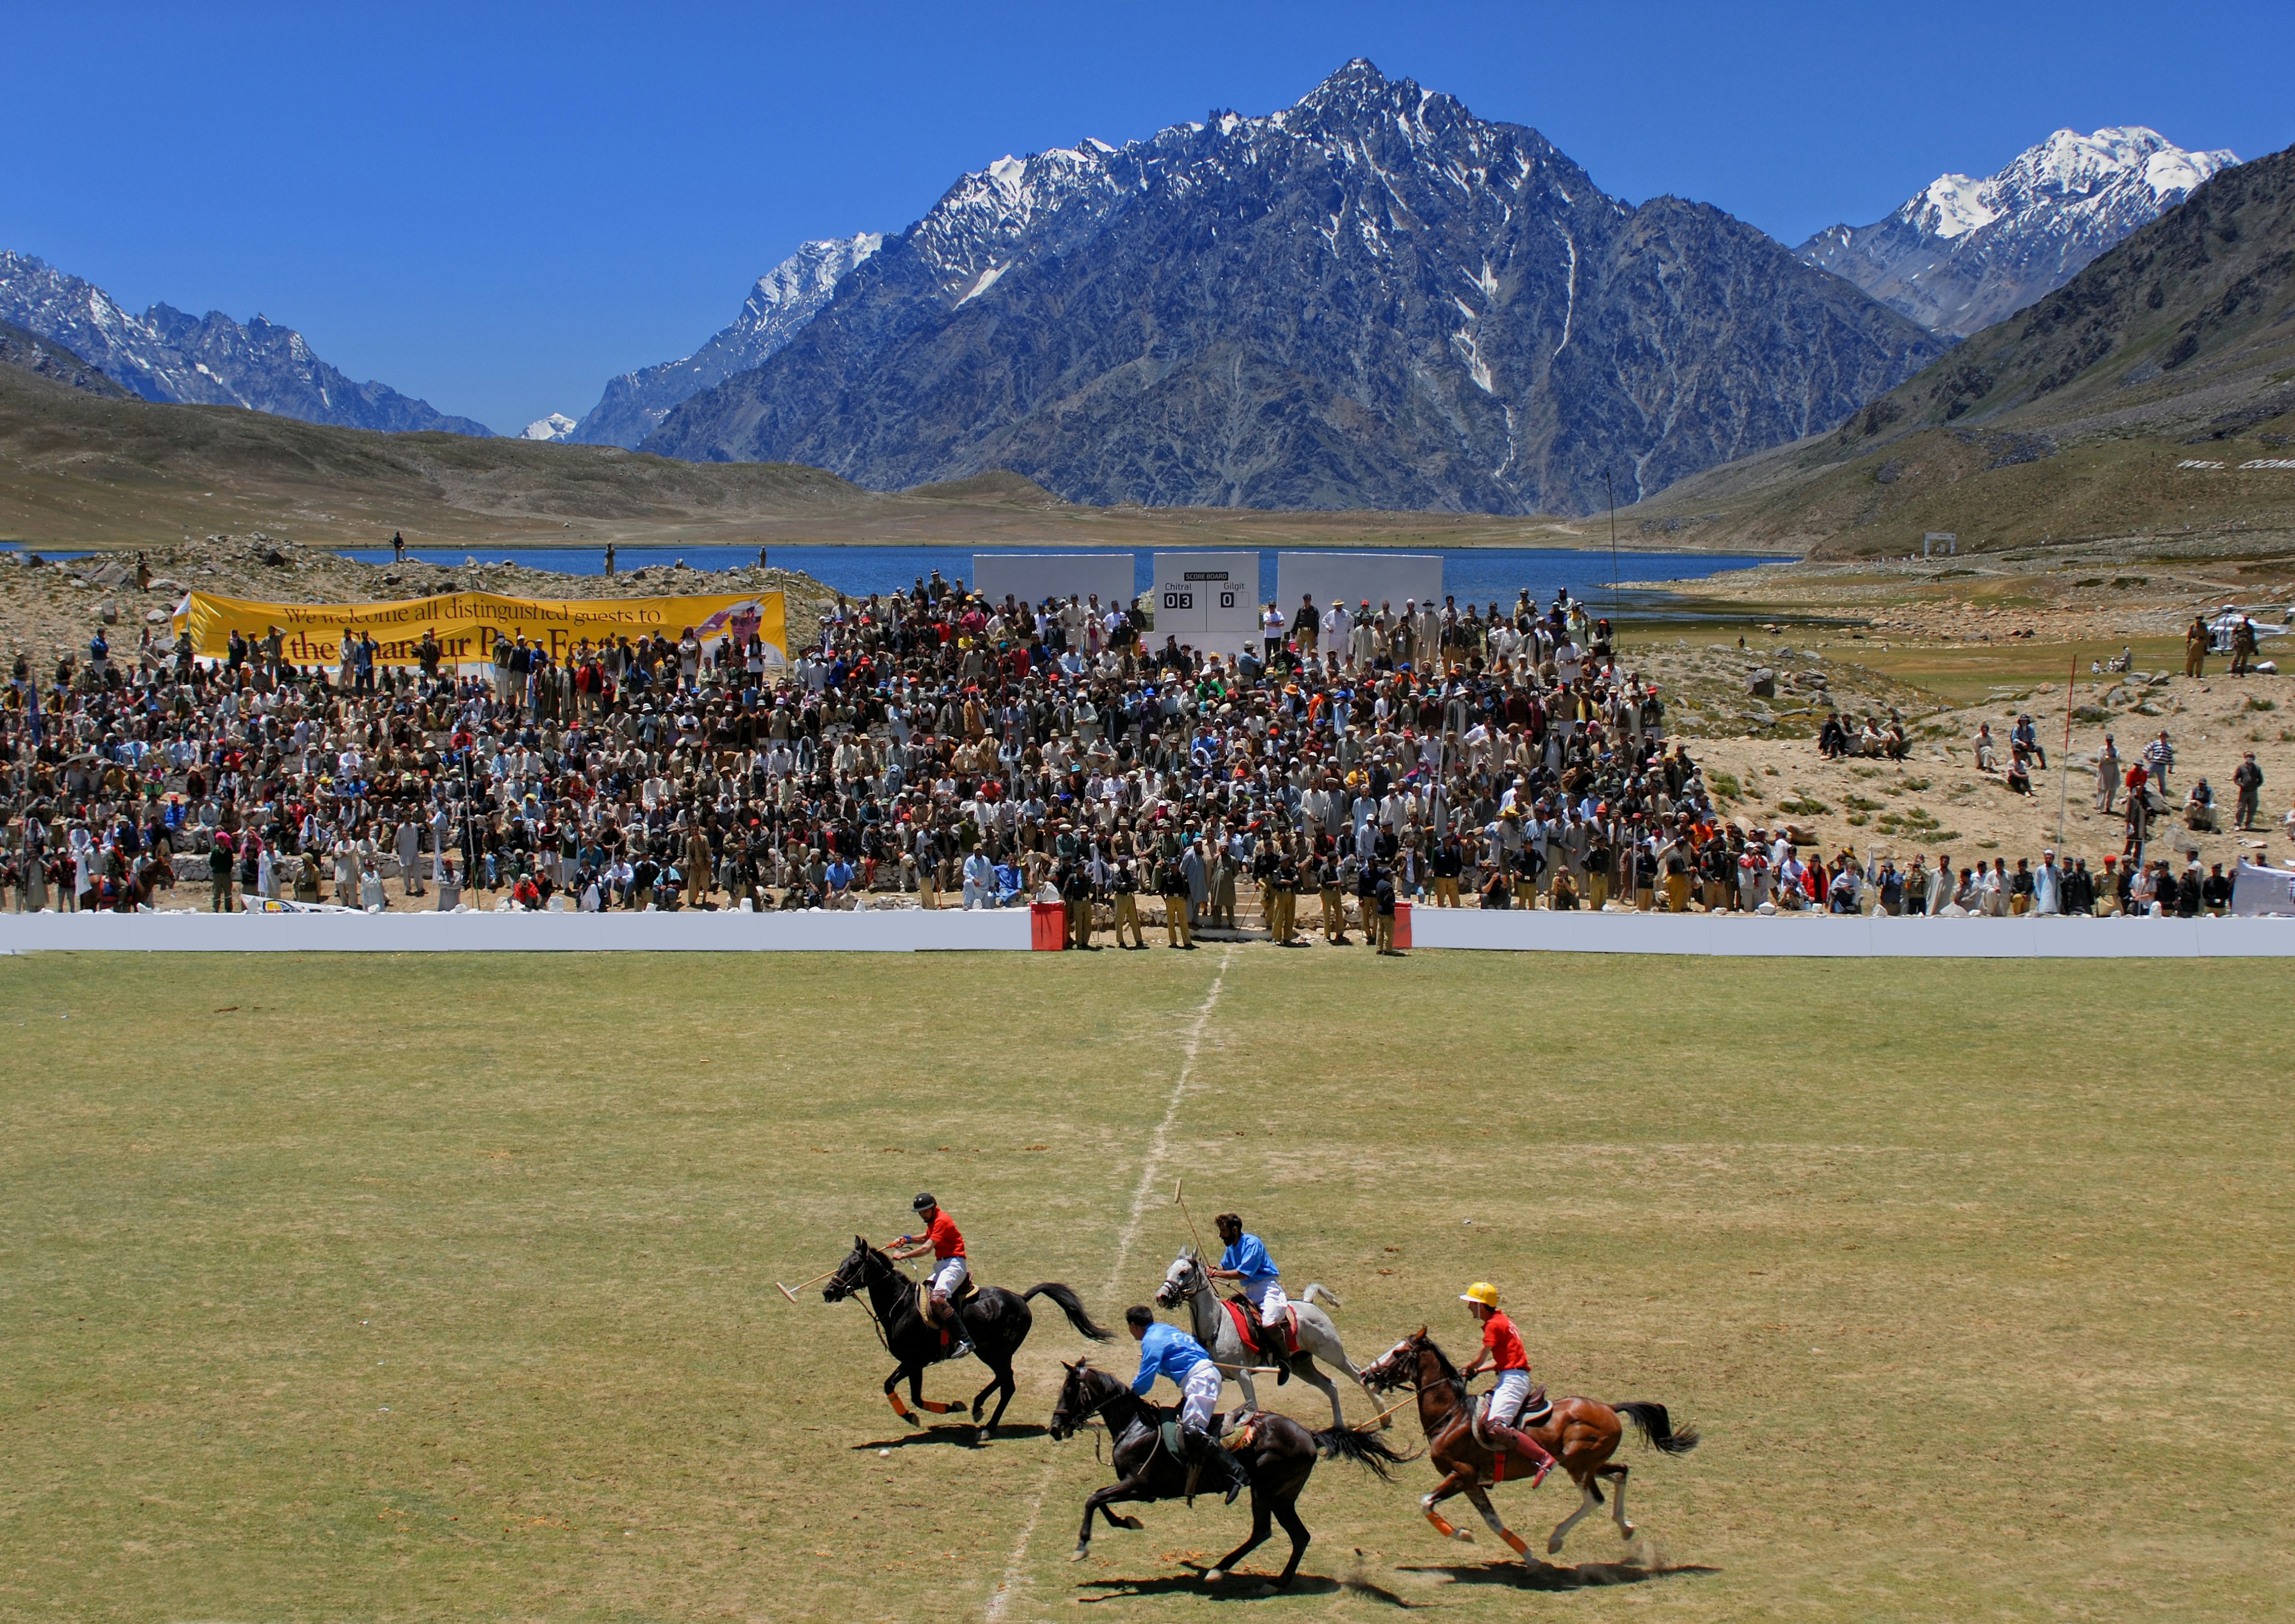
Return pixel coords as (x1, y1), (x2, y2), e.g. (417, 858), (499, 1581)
(640, 60), (1944, 514)
(0, 250), (492, 437)
(1797, 127), (2239, 338)
(568, 232), (881, 448)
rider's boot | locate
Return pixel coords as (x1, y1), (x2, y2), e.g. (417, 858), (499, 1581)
(1490, 1423), (1557, 1487)
(1185, 1423), (1248, 1505)
(935, 1297), (973, 1361)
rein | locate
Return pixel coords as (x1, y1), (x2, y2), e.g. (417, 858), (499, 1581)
(833, 1247), (912, 1356)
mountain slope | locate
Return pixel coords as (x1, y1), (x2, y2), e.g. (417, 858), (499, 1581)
(568, 234), (881, 448)
(642, 61), (1942, 516)
(0, 318), (131, 397)
(1628, 141), (2295, 554)
(1798, 127), (2238, 338)
(0, 251), (494, 437)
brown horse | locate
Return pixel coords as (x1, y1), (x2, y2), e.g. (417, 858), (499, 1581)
(1358, 1328), (1697, 1560)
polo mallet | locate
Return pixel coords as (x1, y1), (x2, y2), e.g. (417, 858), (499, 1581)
(777, 1266), (840, 1304)
(1173, 1177), (1210, 1261)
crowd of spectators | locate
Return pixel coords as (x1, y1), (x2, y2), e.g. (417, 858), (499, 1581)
(0, 571), (2280, 930)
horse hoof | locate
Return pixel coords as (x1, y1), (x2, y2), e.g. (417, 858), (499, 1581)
(1119, 1515), (1145, 1530)
(1070, 1544), (1090, 1562)
(1452, 1531), (1475, 1544)
(1204, 1570), (1225, 1585)
(1619, 1523), (1636, 1540)
(1546, 1537), (1565, 1555)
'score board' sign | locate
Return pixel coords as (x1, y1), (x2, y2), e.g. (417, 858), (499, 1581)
(1150, 552), (1259, 654)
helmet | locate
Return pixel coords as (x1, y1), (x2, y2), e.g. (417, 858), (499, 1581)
(912, 1193), (938, 1212)
(1459, 1282), (1500, 1309)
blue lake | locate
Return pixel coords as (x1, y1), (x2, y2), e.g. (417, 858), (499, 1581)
(330, 544), (1786, 618)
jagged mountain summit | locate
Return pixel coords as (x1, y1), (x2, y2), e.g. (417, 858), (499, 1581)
(521, 412), (578, 442)
(1797, 127), (2239, 339)
(641, 61), (1943, 514)
(0, 250), (492, 436)
(568, 233), (882, 448)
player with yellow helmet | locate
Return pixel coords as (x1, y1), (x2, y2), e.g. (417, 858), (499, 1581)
(1457, 1281), (1556, 1484)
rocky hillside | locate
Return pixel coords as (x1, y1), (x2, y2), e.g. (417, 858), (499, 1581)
(1625, 140), (2295, 554)
(1798, 127), (2238, 338)
(0, 318), (130, 397)
(569, 234), (881, 448)
(0, 250), (494, 436)
(640, 60), (1942, 515)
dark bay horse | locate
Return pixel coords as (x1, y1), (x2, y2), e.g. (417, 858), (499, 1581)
(822, 1236), (1111, 1434)
(1048, 1358), (1411, 1588)
(1358, 1329), (1697, 1559)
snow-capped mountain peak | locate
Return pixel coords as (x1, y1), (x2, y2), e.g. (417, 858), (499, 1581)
(566, 232), (882, 447)
(1801, 125), (2240, 337)
(639, 58), (1942, 515)
(521, 412), (577, 442)
(0, 249), (492, 435)
(1910, 174), (2000, 240)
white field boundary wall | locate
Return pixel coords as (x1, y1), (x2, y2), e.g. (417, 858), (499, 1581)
(0, 908), (1030, 955)
(969, 553), (1134, 612)
(1407, 908), (2295, 958)
(1275, 551), (1442, 618)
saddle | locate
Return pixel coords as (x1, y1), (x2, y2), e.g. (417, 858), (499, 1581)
(1221, 1296), (1299, 1359)
(916, 1273), (979, 1322)
(1470, 1385), (1552, 1453)
(1159, 1408), (1262, 1505)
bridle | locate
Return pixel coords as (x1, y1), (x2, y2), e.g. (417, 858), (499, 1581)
(1363, 1336), (1473, 1412)
(1156, 1251), (1213, 1310)
(1049, 1367), (1135, 1442)
(823, 1243), (905, 1355)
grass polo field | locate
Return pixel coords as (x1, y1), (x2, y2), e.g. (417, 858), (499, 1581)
(1, 947), (2286, 1622)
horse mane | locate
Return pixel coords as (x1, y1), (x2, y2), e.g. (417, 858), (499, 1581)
(1415, 1333), (1470, 1404)
(1065, 1361), (1153, 1432)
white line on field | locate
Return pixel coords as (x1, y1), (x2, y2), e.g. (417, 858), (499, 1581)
(983, 1459), (1055, 1621)
(1107, 944), (1234, 1294)
(981, 947), (1235, 1620)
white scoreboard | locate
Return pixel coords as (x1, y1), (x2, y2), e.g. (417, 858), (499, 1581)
(1149, 551), (1262, 656)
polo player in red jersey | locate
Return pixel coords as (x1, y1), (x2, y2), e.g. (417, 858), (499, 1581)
(1457, 1282), (1555, 1485)
(888, 1192), (972, 1359)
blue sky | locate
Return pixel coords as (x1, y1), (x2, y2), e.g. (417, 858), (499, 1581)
(8, 2), (2287, 434)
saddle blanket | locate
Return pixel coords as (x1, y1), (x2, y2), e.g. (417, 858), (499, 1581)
(1221, 1297), (1299, 1358)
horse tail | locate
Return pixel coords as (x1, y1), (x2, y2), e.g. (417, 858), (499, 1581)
(1311, 1422), (1414, 1480)
(1612, 1401), (1700, 1456)
(1023, 1283), (1115, 1342)
(1300, 1282), (1341, 1312)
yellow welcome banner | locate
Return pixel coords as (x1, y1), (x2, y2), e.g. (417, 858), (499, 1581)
(173, 589), (787, 669)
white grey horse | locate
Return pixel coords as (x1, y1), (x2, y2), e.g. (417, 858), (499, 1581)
(1154, 1246), (1372, 1429)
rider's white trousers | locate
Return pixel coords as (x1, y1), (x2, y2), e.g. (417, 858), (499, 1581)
(1180, 1361), (1222, 1430)
(931, 1257), (969, 1298)
(1242, 1277), (1289, 1319)
(1488, 1368), (1531, 1427)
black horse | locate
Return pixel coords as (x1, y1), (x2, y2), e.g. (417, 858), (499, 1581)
(1047, 1358), (1413, 1588)
(822, 1236), (1110, 1434)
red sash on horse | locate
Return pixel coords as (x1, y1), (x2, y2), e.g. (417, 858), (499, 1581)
(1222, 1297), (1298, 1358)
